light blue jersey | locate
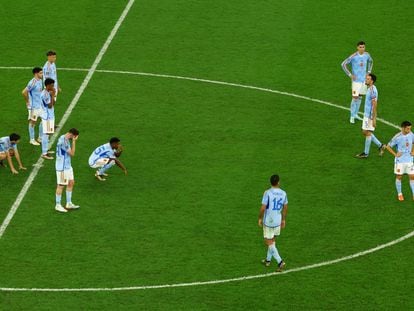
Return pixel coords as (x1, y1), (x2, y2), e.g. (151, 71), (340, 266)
(43, 62), (58, 89)
(0, 136), (17, 152)
(56, 135), (72, 171)
(341, 52), (373, 82)
(88, 143), (115, 166)
(261, 187), (288, 228)
(40, 90), (54, 120)
(26, 78), (43, 109)
(364, 85), (378, 118)
(389, 132), (414, 164)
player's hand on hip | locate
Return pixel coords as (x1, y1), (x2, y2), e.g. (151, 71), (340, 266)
(352, 75), (356, 81)
(396, 152), (402, 158)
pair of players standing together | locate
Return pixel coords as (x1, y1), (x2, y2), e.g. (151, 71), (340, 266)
(0, 51), (127, 213)
(257, 41), (414, 272)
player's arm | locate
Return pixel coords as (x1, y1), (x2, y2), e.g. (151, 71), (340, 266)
(258, 204), (266, 227)
(281, 204), (288, 228)
(114, 158), (127, 175)
(67, 135), (78, 157)
(48, 89), (56, 108)
(5, 151), (18, 174)
(371, 98), (378, 127)
(22, 87), (30, 108)
(385, 145), (399, 157)
(12, 148), (26, 170)
(341, 56), (353, 79)
(367, 53), (373, 73)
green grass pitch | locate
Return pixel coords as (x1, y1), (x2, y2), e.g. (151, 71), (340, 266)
(1, 0), (414, 309)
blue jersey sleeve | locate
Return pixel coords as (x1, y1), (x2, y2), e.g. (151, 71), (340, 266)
(261, 191), (269, 205)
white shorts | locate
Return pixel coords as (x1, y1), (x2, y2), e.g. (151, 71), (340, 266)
(42, 119), (55, 134)
(352, 82), (367, 96)
(56, 168), (74, 185)
(89, 158), (111, 168)
(28, 108), (43, 121)
(394, 162), (414, 175)
(362, 117), (375, 131)
(263, 225), (280, 239)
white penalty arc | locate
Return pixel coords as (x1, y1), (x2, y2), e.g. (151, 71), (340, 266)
(0, 66), (410, 292)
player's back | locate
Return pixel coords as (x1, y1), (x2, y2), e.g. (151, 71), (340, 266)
(263, 187), (288, 228)
(88, 143), (114, 166)
(0, 136), (10, 151)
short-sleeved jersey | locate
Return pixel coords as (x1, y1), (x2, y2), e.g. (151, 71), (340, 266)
(43, 62), (58, 89)
(88, 143), (115, 166)
(40, 90), (54, 120)
(26, 78), (43, 109)
(0, 136), (17, 152)
(261, 187), (288, 228)
(388, 132), (414, 164)
(364, 85), (378, 118)
(55, 135), (72, 171)
(341, 52), (373, 83)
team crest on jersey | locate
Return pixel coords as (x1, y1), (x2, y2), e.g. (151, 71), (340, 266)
(360, 62), (364, 67)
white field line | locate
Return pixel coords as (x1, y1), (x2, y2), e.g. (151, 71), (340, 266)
(0, 0), (135, 238)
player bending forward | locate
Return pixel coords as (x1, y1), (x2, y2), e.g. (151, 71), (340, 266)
(88, 137), (127, 181)
(0, 133), (26, 174)
(258, 174), (288, 272)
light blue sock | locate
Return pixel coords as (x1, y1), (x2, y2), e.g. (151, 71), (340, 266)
(371, 134), (382, 147)
(41, 134), (49, 155)
(270, 244), (282, 264)
(66, 191), (72, 204)
(56, 194), (61, 205)
(354, 97), (362, 117)
(28, 124), (35, 140)
(266, 246), (272, 262)
(364, 136), (372, 154)
(98, 161), (115, 175)
(350, 99), (356, 117)
(38, 122), (43, 138)
(410, 180), (414, 196)
(396, 179), (402, 195)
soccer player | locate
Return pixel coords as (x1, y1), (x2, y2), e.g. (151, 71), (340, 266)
(88, 137), (127, 181)
(55, 128), (80, 213)
(341, 41), (373, 124)
(22, 67), (43, 145)
(258, 174), (288, 272)
(40, 78), (56, 160)
(43, 50), (61, 98)
(355, 73), (385, 158)
(384, 121), (414, 201)
(0, 133), (26, 174)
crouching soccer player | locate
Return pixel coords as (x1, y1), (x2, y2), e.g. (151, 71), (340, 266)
(0, 133), (26, 174)
(258, 174), (288, 272)
(88, 137), (127, 181)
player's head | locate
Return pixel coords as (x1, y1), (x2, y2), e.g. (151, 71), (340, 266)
(366, 73), (376, 85)
(401, 121), (412, 134)
(357, 41), (366, 53)
(9, 133), (20, 144)
(68, 128), (79, 139)
(46, 50), (57, 62)
(270, 174), (280, 187)
(32, 67), (43, 79)
(109, 137), (121, 149)
(44, 78), (55, 91)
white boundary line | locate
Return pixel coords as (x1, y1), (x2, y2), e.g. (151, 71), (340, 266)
(0, 0), (135, 239)
(0, 67), (408, 291)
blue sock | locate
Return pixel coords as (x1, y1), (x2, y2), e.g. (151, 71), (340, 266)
(354, 97), (362, 117)
(98, 161), (115, 175)
(66, 191), (72, 204)
(364, 136), (372, 154)
(29, 124), (35, 140)
(371, 134), (382, 147)
(350, 99), (356, 117)
(266, 246), (272, 262)
(270, 244), (282, 264)
(396, 179), (402, 195)
(56, 194), (61, 205)
(38, 122), (43, 138)
(410, 180), (414, 196)
(41, 134), (49, 155)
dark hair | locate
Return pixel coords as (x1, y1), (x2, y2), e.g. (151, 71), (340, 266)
(357, 41), (365, 46)
(68, 128), (79, 136)
(110, 137), (120, 144)
(32, 67), (42, 74)
(46, 50), (56, 56)
(44, 78), (55, 86)
(367, 73), (377, 83)
(401, 121), (412, 128)
(9, 133), (20, 142)
(270, 174), (280, 186)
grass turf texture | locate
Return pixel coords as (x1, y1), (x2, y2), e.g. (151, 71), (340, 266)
(1, 0), (414, 310)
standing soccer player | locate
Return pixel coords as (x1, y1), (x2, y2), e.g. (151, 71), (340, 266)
(22, 67), (43, 145)
(341, 41), (373, 124)
(40, 78), (56, 160)
(384, 121), (414, 201)
(0, 133), (26, 174)
(43, 50), (61, 98)
(55, 128), (80, 213)
(88, 137), (127, 181)
(355, 74), (385, 158)
(258, 174), (288, 272)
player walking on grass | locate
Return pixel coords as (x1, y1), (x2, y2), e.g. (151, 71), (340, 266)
(40, 78), (56, 160)
(55, 128), (80, 213)
(0, 133), (26, 174)
(22, 67), (43, 145)
(384, 121), (414, 201)
(43, 50), (61, 99)
(258, 174), (287, 272)
(341, 41), (373, 124)
(355, 73), (385, 158)
(88, 137), (127, 181)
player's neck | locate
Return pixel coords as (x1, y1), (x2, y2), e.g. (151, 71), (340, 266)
(357, 51), (364, 55)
